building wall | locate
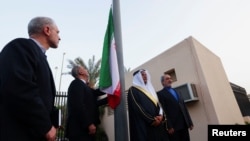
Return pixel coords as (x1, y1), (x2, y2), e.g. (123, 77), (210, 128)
(101, 108), (114, 141)
(124, 36), (244, 141)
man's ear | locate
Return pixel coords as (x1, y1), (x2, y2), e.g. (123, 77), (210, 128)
(43, 26), (50, 36)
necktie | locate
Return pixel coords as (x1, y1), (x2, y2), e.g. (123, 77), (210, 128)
(168, 88), (178, 101)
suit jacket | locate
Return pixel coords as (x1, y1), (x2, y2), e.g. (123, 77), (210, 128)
(65, 78), (101, 140)
(0, 38), (57, 141)
(157, 88), (193, 131)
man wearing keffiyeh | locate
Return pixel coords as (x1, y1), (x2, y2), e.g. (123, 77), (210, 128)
(127, 69), (169, 141)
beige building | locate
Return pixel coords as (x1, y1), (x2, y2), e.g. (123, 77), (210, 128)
(102, 36), (245, 141)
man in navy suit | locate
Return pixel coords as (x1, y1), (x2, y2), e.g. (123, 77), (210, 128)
(0, 16), (61, 141)
(65, 65), (107, 141)
(157, 74), (193, 141)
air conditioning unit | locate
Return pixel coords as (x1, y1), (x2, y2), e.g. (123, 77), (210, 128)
(173, 83), (198, 103)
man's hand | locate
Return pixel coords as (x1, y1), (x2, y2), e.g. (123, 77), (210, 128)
(88, 124), (96, 135)
(189, 125), (194, 130)
(155, 115), (163, 122)
(168, 128), (175, 135)
(151, 115), (164, 127)
(45, 126), (56, 141)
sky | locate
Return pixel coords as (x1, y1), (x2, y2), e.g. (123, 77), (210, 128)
(1, 0), (250, 93)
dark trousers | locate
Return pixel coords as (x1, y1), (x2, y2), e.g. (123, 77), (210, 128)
(67, 135), (95, 141)
(168, 128), (190, 141)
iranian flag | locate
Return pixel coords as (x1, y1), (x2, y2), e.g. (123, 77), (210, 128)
(99, 8), (121, 109)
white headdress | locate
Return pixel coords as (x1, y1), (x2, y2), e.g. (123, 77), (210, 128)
(132, 69), (157, 98)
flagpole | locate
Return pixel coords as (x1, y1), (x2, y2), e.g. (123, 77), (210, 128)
(112, 0), (129, 141)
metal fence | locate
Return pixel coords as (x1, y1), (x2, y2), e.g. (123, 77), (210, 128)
(54, 91), (68, 141)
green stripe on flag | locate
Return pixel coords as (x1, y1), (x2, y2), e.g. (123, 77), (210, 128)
(99, 8), (114, 89)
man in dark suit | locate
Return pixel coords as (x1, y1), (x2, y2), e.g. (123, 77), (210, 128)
(157, 74), (194, 141)
(65, 65), (107, 141)
(0, 17), (61, 141)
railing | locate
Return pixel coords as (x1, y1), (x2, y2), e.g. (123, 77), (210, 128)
(54, 91), (68, 141)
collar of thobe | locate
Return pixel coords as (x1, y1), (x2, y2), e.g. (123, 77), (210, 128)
(133, 86), (158, 106)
